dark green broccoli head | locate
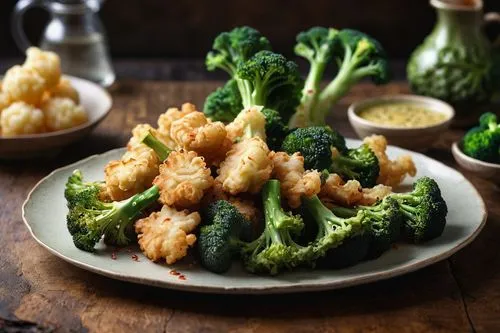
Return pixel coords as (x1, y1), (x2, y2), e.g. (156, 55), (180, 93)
(261, 108), (289, 151)
(316, 232), (370, 269)
(295, 27), (339, 63)
(281, 126), (347, 171)
(392, 177), (448, 243)
(206, 26), (271, 76)
(363, 197), (402, 259)
(199, 200), (252, 273)
(203, 79), (242, 122)
(330, 144), (380, 188)
(64, 170), (103, 209)
(462, 112), (500, 163)
(236, 50), (303, 110)
(266, 77), (304, 123)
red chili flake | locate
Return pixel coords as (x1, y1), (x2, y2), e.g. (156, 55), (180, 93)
(179, 275), (186, 280)
(131, 254), (139, 261)
(169, 269), (180, 276)
(307, 89), (314, 94)
(111, 252), (117, 260)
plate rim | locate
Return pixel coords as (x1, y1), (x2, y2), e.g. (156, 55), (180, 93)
(22, 145), (488, 294)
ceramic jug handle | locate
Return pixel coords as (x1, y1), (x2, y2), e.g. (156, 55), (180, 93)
(11, 0), (46, 52)
(484, 12), (500, 47)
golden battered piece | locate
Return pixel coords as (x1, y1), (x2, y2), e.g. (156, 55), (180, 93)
(319, 173), (363, 207)
(156, 103), (197, 147)
(170, 111), (231, 164)
(2, 65), (46, 105)
(358, 184), (393, 206)
(270, 152), (321, 208)
(0, 101), (45, 136)
(363, 135), (417, 187)
(153, 150), (214, 209)
(0, 92), (11, 111)
(41, 97), (88, 131)
(127, 123), (173, 152)
(23, 47), (61, 88)
(226, 106), (267, 142)
(216, 137), (273, 195)
(135, 205), (201, 265)
(49, 77), (79, 103)
(104, 145), (160, 201)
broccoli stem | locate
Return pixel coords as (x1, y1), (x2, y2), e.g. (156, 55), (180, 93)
(141, 131), (172, 161)
(119, 185), (160, 220)
(302, 195), (347, 239)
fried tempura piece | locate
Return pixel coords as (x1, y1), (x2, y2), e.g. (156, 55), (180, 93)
(49, 77), (79, 103)
(104, 145), (160, 201)
(363, 135), (417, 187)
(358, 184), (393, 206)
(156, 103), (196, 148)
(2, 65), (46, 105)
(23, 47), (61, 88)
(270, 152), (321, 208)
(225, 106), (267, 142)
(153, 150), (213, 209)
(41, 97), (88, 131)
(0, 101), (45, 136)
(135, 205), (201, 265)
(170, 111), (231, 165)
(319, 173), (363, 207)
(127, 123), (172, 151)
(216, 137), (273, 195)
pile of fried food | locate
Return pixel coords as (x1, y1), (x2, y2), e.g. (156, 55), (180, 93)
(64, 102), (448, 275)
(0, 47), (87, 137)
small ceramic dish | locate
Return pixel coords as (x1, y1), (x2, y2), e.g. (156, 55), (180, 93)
(348, 95), (454, 151)
(452, 141), (500, 183)
(0, 76), (112, 159)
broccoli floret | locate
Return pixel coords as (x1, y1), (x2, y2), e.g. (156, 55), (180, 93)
(289, 27), (339, 128)
(316, 232), (370, 269)
(281, 126), (347, 170)
(332, 197), (402, 259)
(141, 131), (172, 161)
(462, 112), (500, 163)
(330, 144), (380, 188)
(65, 170), (160, 252)
(292, 28), (390, 127)
(206, 26), (271, 76)
(242, 180), (312, 275)
(261, 108), (289, 151)
(391, 177), (448, 243)
(302, 195), (364, 261)
(203, 79), (242, 122)
(198, 200), (253, 273)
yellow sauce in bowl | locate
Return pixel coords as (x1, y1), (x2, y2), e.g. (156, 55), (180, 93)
(358, 103), (448, 128)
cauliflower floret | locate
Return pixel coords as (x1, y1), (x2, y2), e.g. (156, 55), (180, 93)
(153, 150), (214, 209)
(319, 173), (363, 207)
(23, 47), (61, 88)
(126, 123), (172, 151)
(0, 102), (45, 136)
(156, 103), (197, 148)
(135, 205), (201, 264)
(270, 151), (321, 208)
(0, 92), (11, 111)
(2, 65), (46, 105)
(49, 77), (79, 103)
(226, 106), (267, 142)
(170, 111), (231, 165)
(104, 145), (160, 201)
(41, 97), (88, 131)
(358, 184), (393, 206)
(216, 137), (273, 195)
(363, 135), (417, 187)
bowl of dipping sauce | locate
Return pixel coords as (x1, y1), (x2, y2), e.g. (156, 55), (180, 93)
(348, 95), (454, 151)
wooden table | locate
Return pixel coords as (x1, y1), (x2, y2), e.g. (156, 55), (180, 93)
(1, 81), (499, 333)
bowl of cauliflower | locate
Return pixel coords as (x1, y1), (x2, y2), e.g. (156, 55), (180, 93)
(0, 47), (112, 159)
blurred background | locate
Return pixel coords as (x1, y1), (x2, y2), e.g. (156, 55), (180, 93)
(1, 0), (499, 79)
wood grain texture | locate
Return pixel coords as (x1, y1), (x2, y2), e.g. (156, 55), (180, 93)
(0, 80), (498, 333)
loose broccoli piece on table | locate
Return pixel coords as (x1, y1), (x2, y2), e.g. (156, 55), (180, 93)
(281, 126), (347, 171)
(332, 197), (402, 259)
(65, 170), (160, 252)
(242, 180), (311, 275)
(141, 131), (172, 161)
(462, 112), (500, 163)
(261, 108), (289, 151)
(198, 200), (253, 273)
(302, 195), (364, 261)
(391, 177), (448, 243)
(330, 144), (380, 188)
(203, 79), (242, 122)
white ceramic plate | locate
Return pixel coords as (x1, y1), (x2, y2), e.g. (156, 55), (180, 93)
(0, 76), (112, 159)
(22, 140), (487, 294)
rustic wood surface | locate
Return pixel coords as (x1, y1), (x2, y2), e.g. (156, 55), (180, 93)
(0, 80), (499, 333)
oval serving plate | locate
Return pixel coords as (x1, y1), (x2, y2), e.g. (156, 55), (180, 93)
(22, 140), (487, 294)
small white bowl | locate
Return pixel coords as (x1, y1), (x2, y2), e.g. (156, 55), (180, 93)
(0, 76), (112, 159)
(348, 95), (454, 151)
(452, 141), (500, 183)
